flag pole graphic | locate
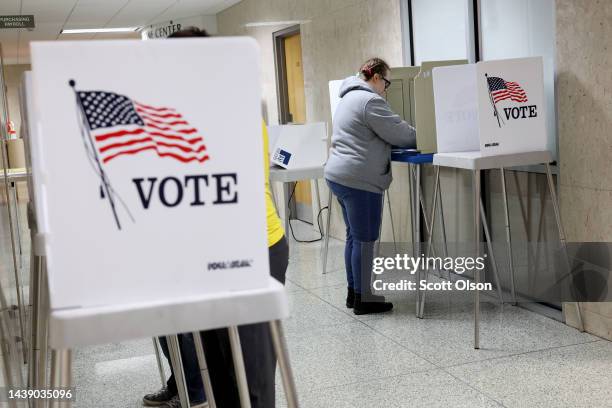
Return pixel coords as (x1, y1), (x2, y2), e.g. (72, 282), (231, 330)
(485, 73), (503, 128)
(69, 80), (122, 230)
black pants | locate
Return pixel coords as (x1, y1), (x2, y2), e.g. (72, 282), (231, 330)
(159, 333), (205, 402)
(202, 236), (289, 407)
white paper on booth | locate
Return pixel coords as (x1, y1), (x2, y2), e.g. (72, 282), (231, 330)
(328, 80), (343, 123)
(29, 38), (269, 310)
(267, 125), (282, 159)
(476, 57), (547, 156)
(432, 64), (480, 153)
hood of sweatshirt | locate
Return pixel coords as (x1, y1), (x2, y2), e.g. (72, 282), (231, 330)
(338, 76), (377, 98)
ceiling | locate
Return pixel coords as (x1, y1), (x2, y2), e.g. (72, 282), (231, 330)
(0, 0), (241, 64)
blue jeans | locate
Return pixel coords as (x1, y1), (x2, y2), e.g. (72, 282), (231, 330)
(326, 180), (383, 294)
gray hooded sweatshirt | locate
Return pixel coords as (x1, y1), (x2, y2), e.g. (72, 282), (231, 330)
(324, 76), (416, 194)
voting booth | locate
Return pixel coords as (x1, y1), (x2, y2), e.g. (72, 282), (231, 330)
(433, 57), (547, 156)
(269, 122), (327, 169)
(24, 38), (298, 407)
(330, 61), (469, 154)
(428, 57), (570, 350)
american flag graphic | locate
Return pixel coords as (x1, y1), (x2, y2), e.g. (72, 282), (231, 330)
(76, 90), (209, 164)
(486, 76), (528, 104)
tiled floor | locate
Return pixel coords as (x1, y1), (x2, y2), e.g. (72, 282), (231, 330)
(67, 222), (611, 408)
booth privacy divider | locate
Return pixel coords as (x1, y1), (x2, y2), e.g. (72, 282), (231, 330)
(433, 56), (547, 156)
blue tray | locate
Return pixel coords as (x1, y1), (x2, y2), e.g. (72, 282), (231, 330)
(406, 153), (434, 164)
(391, 149), (419, 162)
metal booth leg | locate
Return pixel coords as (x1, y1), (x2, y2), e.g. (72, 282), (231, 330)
(376, 190), (397, 254)
(387, 190), (398, 251)
(152, 338), (166, 386)
(193, 332), (216, 408)
(545, 163), (584, 332)
(437, 171), (451, 281)
(281, 182), (291, 241)
(376, 191), (386, 255)
(228, 327), (251, 408)
(409, 164), (420, 317)
(405, 164), (421, 316)
(49, 349), (72, 408)
(500, 168), (518, 304)
(313, 178), (322, 232)
(322, 188), (333, 274)
(270, 320), (299, 408)
(480, 197), (505, 304)
(33, 256), (49, 408)
(28, 253), (41, 389)
(415, 164), (422, 318)
(473, 169), (481, 350)
(11, 182), (23, 263)
(167, 335), (191, 408)
(420, 166), (441, 318)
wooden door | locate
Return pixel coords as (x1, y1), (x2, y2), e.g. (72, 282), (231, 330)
(283, 33), (306, 124)
(283, 33), (312, 223)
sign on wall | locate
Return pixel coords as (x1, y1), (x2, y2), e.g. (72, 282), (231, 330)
(141, 20), (184, 39)
(29, 38), (268, 309)
(433, 57), (547, 156)
(141, 16), (217, 39)
(0, 15), (34, 29)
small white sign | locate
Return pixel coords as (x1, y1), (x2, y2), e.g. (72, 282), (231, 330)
(29, 38), (269, 310)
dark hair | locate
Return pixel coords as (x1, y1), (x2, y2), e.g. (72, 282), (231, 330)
(359, 58), (390, 81)
(168, 26), (210, 38)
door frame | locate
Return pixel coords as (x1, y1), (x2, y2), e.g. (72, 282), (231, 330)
(273, 25), (301, 124)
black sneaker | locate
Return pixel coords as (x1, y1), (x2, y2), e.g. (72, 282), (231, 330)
(353, 294), (393, 315)
(160, 395), (208, 408)
(346, 287), (355, 308)
(143, 386), (175, 406)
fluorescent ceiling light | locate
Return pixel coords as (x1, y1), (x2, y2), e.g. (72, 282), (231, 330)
(61, 27), (138, 34)
(244, 20), (310, 27)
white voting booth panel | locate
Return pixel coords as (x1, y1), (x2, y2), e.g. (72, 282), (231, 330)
(29, 38), (270, 311)
(433, 57), (547, 156)
(329, 80), (343, 122)
(269, 122), (327, 169)
(432, 64), (480, 153)
(413, 60), (468, 153)
(267, 124), (281, 158)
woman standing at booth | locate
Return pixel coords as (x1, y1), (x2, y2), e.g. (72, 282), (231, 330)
(325, 58), (416, 315)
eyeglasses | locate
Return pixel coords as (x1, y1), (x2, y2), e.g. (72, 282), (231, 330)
(381, 76), (391, 90)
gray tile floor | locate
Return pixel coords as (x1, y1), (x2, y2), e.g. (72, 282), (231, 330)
(68, 222), (611, 408)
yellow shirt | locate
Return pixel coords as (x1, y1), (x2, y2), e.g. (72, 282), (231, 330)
(263, 122), (285, 247)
